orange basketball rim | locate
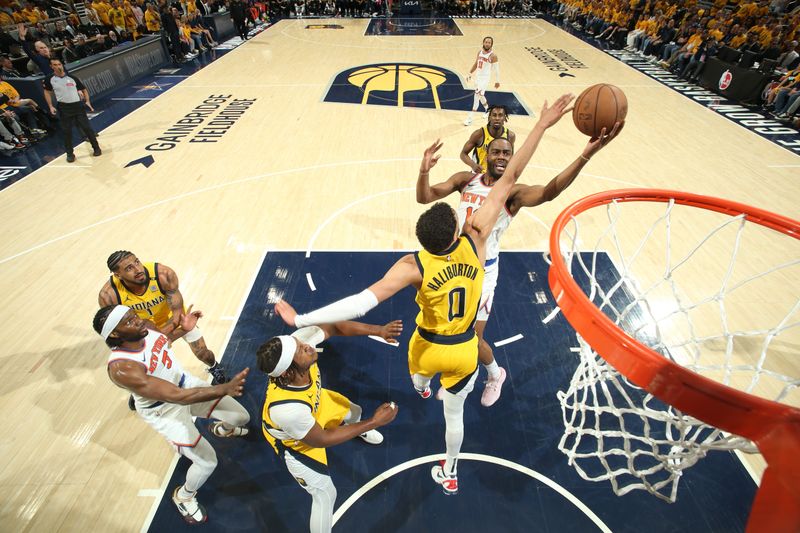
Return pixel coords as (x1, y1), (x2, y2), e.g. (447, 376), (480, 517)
(547, 188), (800, 533)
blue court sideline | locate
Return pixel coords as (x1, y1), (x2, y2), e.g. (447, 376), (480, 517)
(147, 251), (756, 532)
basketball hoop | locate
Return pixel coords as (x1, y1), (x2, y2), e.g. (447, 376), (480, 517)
(547, 189), (800, 533)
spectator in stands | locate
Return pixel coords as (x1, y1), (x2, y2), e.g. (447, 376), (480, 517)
(160, 2), (183, 60)
(31, 21), (52, 46)
(145, 3), (161, 32)
(130, 0), (145, 27)
(229, 0), (249, 40)
(107, 29), (120, 47)
(765, 67), (800, 108)
(79, 10), (105, 36)
(17, 23), (54, 76)
(0, 55), (23, 77)
(739, 32), (762, 55)
(188, 13), (216, 47)
(61, 37), (80, 63)
(74, 34), (91, 58)
(92, 0), (114, 27)
(778, 41), (800, 71)
(0, 105), (29, 147)
(0, 72), (49, 135)
(94, 33), (112, 52)
(324, 0), (336, 15)
(109, 0), (127, 32)
(772, 81), (800, 118)
(680, 36), (718, 83)
(52, 20), (75, 45)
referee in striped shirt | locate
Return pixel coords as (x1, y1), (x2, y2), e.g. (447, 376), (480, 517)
(43, 58), (102, 163)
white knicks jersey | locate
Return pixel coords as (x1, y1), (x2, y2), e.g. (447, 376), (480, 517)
(456, 173), (513, 263)
(107, 328), (188, 408)
(476, 49), (493, 79)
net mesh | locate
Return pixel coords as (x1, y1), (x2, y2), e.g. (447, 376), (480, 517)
(553, 197), (800, 503)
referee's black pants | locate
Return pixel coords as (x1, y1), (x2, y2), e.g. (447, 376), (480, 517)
(58, 101), (99, 156)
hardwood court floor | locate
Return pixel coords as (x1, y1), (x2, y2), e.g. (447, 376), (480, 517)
(0, 17), (796, 532)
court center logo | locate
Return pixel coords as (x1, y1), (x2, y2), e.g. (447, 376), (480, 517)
(324, 63), (529, 115)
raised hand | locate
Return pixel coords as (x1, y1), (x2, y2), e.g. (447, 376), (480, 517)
(179, 304), (202, 331)
(420, 139), (443, 174)
(378, 320), (403, 344)
(536, 93), (575, 129)
(371, 402), (399, 426)
(275, 299), (297, 327)
(223, 368), (249, 397)
(583, 120), (625, 160)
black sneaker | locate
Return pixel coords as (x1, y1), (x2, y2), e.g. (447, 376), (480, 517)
(128, 394), (135, 411)
(93, 147), (102, 156)
(207, 362), (228, 384)
(66, 153), (76, 163)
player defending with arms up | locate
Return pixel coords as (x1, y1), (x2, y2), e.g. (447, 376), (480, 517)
(418, 119), (624, 407)
(276, 93), (576, 496)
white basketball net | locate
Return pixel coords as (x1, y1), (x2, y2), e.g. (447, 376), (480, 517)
(553, 197), (800, 503)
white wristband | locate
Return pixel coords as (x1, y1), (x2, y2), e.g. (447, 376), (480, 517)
(294, 289), (379, 327)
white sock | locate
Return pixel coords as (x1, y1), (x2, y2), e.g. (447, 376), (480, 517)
(177, 485), (196, 500)
(484, 360), (501, 381)
(444, 456), (458, 477)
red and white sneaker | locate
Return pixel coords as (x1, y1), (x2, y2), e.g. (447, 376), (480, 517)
(415, 385), (432, 399)
(172, 486), (207, 524)
(431, 461), (458, 495)
(480, 367), (506, 407)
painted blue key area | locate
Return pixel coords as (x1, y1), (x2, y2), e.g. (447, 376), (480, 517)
(148, 251), (755, 532)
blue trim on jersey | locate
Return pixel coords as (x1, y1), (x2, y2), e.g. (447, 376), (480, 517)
(142, 400), (164, 410)
(178, 373), (185, 388)
(445, 365), (479, 394)
(413, 252), (424, 277)
(485, 257), (498, 267)
(463, 234), (478, 258)
(417, 327), (475, 345)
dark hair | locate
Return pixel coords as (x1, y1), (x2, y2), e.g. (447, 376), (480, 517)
(256, 337), (296, 387)
(416, 202), (457, 254)
(93, 305), (124, 347)
(48, 57), (62, 64)
(487, 104), (509, 122)
(483, 36), (494, 45)
(107, 250), (133, 271)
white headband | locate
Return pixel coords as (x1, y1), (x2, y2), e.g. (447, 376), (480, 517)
(101, 305), (130, 339)
(269, 335), (297, 377)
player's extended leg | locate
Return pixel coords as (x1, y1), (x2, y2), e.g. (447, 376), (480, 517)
(285, 452), (338, 533)
(475, 320), (507, 407)
(412, 372), (433, 399)
(205, 395), (251, 437)
(431, 371), (478, 495)
(184, 328), (228, 384)
(172, 437), (218, 524)
(465, 88), (482, 126)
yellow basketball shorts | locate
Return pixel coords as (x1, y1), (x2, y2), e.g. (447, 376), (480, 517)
(408, 329), (479, 393)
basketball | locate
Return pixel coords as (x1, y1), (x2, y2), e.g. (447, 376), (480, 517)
(572, 84), (628, 138)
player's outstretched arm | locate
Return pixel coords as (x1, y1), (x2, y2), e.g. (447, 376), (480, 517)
(417, 138), (472, 203)
(507, 120), (624, 215)
(469, 93), (575, 239)
(276, 255), (422, 328)
(275, 301), (403, 344)
(301, 402), (398, 448)
(109, 361), (248, 405)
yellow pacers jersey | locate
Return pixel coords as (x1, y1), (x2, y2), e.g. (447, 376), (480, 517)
(472, 126), (509, 173)
(261, 363), (350, 473)
(110, 262), (172, 328)
(415, 235), (484, 337)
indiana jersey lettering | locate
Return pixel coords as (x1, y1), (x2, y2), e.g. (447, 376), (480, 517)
(110, 262), (172, 328)
(107, 328), (187, 409)
(456, 174), (513, 263)
(472, 125), (509, 173)
(261, 362), (351, 474)
(414, 235), (484, 337)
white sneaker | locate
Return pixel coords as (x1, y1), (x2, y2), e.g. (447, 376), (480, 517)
(480, 367), (506, 407)
(172, 486), (207, 524)
(210, 421), (249, 437)
(463, 115), (473, 126)
(359, 429), (384, 445)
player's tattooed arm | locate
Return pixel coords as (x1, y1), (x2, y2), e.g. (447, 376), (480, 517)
(98, 282), (120, 307)
(158, 264), (185, 328)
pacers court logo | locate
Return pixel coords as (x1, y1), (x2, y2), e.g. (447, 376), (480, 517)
(324, 62), (529, 115)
